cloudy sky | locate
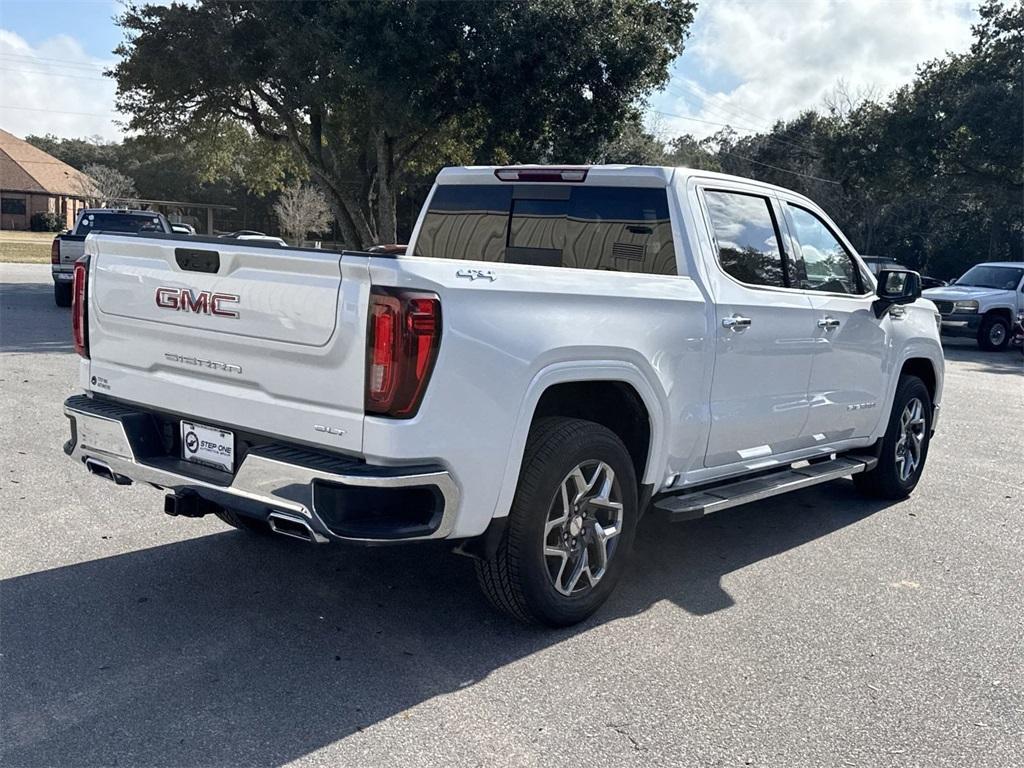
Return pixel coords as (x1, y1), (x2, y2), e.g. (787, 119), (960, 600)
(0, 0), (979, 144)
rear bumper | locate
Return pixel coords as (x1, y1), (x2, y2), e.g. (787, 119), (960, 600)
(52, 268), (73, 282)
(63, 394), (460, 543)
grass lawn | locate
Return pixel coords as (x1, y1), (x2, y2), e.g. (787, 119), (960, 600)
(0, 231), (55, 263)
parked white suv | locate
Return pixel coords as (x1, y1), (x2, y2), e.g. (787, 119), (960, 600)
(63, 165), (944, 626)
(923, 262), (1024, 351)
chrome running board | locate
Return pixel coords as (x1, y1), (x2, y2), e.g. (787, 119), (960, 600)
(653, 455), (878, 522)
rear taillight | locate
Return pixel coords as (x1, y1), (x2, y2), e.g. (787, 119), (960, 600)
(366, 288), (441, 418)
(50, 238), (60, 265)
(72, 258), (89, 358)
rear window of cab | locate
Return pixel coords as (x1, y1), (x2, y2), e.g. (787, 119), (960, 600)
(414, 184), (677, 275)
(79, 213), (165, 234)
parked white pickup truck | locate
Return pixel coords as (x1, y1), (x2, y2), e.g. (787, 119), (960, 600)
(51, 209), (171, 306)
(63, 166), (944, 626)
(923, 262), (1024, 351)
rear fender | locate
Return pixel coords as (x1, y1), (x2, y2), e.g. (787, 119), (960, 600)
(490, 360), (669, 520)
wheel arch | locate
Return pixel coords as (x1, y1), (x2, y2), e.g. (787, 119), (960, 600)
(900, 357), (938, 402)
(490, 361), (669, 521)
(872, 337), (944, 442)
(533, 381), (651, 486)
(982, 306), (1014, 322)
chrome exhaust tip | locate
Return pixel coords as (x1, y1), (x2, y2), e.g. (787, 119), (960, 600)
(267, 512), (325, 543)
(84, 457), (132, 485)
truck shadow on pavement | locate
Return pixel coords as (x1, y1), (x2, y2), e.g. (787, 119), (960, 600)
(1, 480), (894, 767)
(0, 282), (73, 355)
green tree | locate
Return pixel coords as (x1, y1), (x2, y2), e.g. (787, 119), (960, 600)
(596, 116), (667, 164)
(24, 134), (120, 170)
(26, 131), (299, 235)
(663, 133), (723, 171)
(659, 0), (1021, 279)
(112, 0), (696, 247)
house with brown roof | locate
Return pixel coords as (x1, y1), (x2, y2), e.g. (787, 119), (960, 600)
(0, 128), (96, 231)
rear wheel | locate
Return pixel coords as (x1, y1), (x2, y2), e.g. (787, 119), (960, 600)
(854, 375), (932, 499)
(54, 281), (72, 307)
(978, 314), (1010, 351)
(474, 417), (638, 626)
(215, 508), (272, 535)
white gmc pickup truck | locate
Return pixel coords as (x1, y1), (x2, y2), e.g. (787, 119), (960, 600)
(63, 165), (944, 626)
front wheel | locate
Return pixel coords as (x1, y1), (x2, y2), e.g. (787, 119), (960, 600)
(475, 418), (638, 627)
(978, 314), (1010, 351)
(854, 375), (932, 499)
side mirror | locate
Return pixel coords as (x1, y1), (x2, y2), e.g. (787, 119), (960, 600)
(873, 268), (921, 318)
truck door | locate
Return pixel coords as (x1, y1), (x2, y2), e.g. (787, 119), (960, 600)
(696, 185), (817, 468)
(778, 200), (888, 442)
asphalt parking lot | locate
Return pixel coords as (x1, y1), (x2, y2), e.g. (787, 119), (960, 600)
(1, 262), (1021, 768)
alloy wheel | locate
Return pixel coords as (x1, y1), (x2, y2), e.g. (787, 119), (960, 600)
(894, 397), (927, 482)
(543, 460), (624, 596)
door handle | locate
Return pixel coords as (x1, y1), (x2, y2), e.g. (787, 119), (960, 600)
(722, 315), (752, 330)
(817, 316), (841, 329)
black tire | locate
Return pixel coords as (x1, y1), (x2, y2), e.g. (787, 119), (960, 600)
(474, 417), (638, 627)
(978, 314), (1010, 351)
(215, 507), (272, 535)
(54, 281), (72, 307)
(854, 375), (932, 500)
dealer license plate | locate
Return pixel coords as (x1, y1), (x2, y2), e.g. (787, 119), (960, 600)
(181, 420), (235, 473)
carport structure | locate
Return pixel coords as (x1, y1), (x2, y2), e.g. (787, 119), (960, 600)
(106, 197), (237, 235)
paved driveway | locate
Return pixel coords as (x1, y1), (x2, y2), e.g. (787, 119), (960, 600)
(2, 263), (1021, 767)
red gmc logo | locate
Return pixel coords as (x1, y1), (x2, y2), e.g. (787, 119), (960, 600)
(155, 287), (240, 318)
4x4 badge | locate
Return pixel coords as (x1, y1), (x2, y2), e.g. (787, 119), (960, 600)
(456, 268), (496, 282)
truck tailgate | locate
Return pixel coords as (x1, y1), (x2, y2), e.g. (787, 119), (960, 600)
(59, 235), (86, 266)
(84, 234), (369, 454)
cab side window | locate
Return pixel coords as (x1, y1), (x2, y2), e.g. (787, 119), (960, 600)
(703, 190), (787, 288)
(786, 204), (864, 295)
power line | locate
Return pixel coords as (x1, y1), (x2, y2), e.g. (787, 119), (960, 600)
(670, 80), (828, 156)
(0, 104), (121, 118)
(670, 80), (789, 135)
(650, 108), (748, 132)
(0, 65), (111, 82)
(659, 78), (825, 156)
(658, 90), (776, 135)
(654, 98), (823, 157)
(716, 148), (841, 185)
(652, 108), (825, 161)
(0, 51), (110, 72)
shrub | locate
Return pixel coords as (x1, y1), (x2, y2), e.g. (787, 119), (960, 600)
(30, 211), (64, 232)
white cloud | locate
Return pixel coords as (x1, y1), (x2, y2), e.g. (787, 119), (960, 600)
(0, 29), (123, 141)
(1, 1), (980, 146)
(654, 0), (978, 140)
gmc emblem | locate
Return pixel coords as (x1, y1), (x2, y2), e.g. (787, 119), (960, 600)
(155, 287), (240, 318)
